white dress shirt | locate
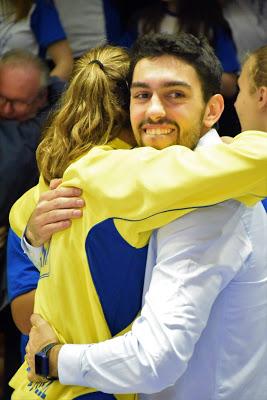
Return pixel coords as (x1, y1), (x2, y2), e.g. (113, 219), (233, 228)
(25, 130), (267, 399)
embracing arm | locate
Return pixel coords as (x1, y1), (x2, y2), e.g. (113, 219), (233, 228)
(7, 226), (40, 334)
(27, 202), (251, 392)
(25, 180), (84, 248)
(63, 131), (267, 225)
(11, 290), (36, 334)
(22, 131), (267, 254)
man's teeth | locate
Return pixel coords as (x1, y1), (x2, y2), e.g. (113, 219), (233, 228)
(145, 128), (172, 135)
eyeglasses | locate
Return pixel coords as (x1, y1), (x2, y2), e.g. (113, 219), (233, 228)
(0, 92), (41, 110)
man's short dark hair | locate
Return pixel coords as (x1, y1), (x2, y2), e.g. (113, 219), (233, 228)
(129, 33), (223, 103)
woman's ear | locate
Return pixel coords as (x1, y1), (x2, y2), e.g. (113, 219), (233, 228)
(203, 94), (224, 129)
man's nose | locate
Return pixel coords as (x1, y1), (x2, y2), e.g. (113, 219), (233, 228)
(146, 93), (166, 121)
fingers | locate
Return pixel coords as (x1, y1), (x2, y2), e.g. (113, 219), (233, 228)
(25, 351), (46, 383)
(36, 195), (84, 215)
(25, 186), (85, 247)
(26, 208), (82, 246)
(30, 313), (43, 327)
(29, 313), (59, 345)
(41, 186), (83, 202)
(26, 315), (59, 383)
(32, 220), (72, 239)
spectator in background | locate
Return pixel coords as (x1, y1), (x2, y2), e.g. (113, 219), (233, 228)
(221, 0), (267, 62)
(51, 0), (154, 59)
(234, 44), (267, 211)
(0, 0), (73, 80)
(53, 0), (108, 59)
(0, 48), (65, 399)
(128, 0), (241, 136)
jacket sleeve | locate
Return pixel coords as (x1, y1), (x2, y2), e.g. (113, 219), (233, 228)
(63, 130), (267, 229)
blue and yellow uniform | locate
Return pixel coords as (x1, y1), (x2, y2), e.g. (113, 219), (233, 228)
(8, 131), (267, 399)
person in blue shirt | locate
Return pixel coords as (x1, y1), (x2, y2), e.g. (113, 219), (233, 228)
(0, 0), (73, 80)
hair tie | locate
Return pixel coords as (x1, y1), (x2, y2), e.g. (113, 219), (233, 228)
(89, 59), (105, 71)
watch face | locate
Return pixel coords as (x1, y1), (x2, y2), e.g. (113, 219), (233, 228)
(35, 352), (49, 377)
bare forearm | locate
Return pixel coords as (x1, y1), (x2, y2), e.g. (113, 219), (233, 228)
(47, 40), (73, 81)
(11, 289), (36, 334)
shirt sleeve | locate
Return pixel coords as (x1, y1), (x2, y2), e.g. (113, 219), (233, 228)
(21, 230), (43, 271)
(7, 228), (40, 302)
(31, 0), (66, 57)
(58, 201), (252, 393)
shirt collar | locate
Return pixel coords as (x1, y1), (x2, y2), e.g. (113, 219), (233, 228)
(196, 128), (222, 149)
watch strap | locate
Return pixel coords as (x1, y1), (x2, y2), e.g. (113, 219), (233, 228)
(40, 342), (58, 356)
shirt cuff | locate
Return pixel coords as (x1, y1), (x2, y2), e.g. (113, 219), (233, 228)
(21, 229), (43, 271)
(58, 344), (91, 387)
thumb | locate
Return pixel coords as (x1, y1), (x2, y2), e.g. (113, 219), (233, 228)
(49, 178), (62, 190)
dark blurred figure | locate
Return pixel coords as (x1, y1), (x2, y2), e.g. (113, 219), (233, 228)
(0, 48), (65, 399)
(52, 0), (154, 57)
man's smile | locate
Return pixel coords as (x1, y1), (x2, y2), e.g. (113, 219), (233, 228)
(143, 127), (174, 135)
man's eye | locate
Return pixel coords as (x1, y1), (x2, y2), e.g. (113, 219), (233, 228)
(132, 92), (150, 100)
(168, 92), (185, 99)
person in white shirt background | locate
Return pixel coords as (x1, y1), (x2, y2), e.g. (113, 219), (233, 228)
(25, 35), (267, 400)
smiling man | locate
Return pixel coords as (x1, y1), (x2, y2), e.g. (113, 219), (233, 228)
(10, 34), (267, 400)
(129, 54), (223, 150)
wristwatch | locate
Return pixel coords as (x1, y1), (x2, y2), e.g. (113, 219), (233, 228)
(35, 342), (58, 380)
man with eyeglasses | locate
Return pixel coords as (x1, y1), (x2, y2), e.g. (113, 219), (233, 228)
(0, 48), (65, 398)
(0, 56), (47, 122)
(0, 90), (45, 122)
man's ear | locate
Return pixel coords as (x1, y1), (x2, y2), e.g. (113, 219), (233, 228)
(36, 88), (48, 110)
(258, 86), (267, 110)
(203, 94), (224, 129)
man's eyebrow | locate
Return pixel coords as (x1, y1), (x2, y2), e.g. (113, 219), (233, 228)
(162, 81), (191, 89)
(130, 81), (191, 89)
(131, 82), (149, 89)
